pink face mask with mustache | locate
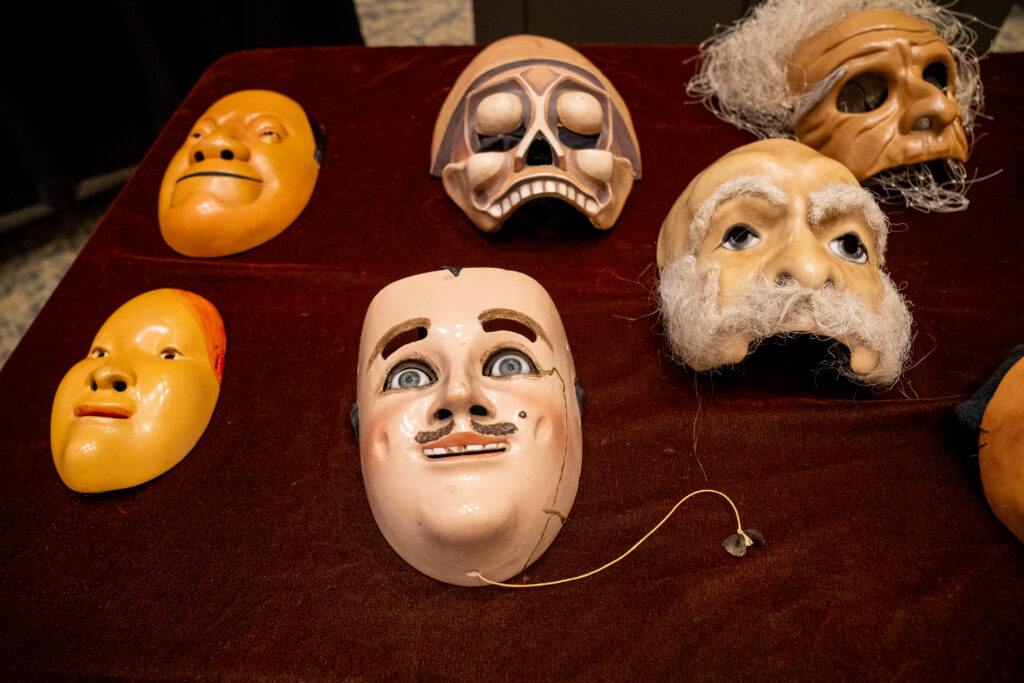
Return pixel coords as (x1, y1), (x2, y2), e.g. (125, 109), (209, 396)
(356, 267), (582, 586)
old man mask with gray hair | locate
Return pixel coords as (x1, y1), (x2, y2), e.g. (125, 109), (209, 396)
(657, 139), (912, 385)
(688, 0), (983, 212)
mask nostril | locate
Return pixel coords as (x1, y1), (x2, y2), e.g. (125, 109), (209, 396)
(912, 116), (932, 131)
(194, 151), (204, 162)
(436, 408), (452, 421)
(470, 405), (488, 416)
(113, 381), (127, 393)
(776, 273), (793, 286)
(90, 380), (97, 391)
(220, 150), (234, 160)
(525, 138), (553, 166)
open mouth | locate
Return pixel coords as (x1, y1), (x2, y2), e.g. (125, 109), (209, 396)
(74, 405), (132, 419)
(485, 178), (595, 219)
(177, 171), (262, 183)
(424, 441), (508, 459)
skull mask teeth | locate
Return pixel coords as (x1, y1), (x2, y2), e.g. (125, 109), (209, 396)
(431, 36), (641, 232)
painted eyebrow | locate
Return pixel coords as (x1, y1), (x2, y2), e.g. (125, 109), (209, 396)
(689, 174), (788, 253)
(369, 317), (430, 369)
(478, 308), (551, 348)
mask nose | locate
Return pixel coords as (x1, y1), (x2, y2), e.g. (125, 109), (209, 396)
(433, 369), (495, 423)
(525, 136), (554, 166)
(904, 77), (960, 134)
(191, 128), (252, 164)
(766, 231), (839, 291)
(89, 362), (137, 393)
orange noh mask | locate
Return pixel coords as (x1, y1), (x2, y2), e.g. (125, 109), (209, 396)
(158, 90), (322, 257)
(51, 289), (225, 493)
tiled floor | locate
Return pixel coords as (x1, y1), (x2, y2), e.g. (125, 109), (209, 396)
(1, 1), (1022, 367)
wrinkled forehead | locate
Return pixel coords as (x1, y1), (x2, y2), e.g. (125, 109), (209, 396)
(791, 9), (945, 66)
(359, 269), (567, 369)
(201, 89), (308, 127)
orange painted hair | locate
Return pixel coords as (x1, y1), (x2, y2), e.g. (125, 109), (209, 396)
(171, 289), (227, 384)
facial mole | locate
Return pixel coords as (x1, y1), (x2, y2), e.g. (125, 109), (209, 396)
(518, 411), (527, 419)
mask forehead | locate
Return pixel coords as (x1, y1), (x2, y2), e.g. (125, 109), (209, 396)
(789, 9), (944, 83)
(359, 268), (571, 379)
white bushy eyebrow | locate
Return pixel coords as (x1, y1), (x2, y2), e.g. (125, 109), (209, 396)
(808, 183), (888, 262)
(689, 174), (787, 254)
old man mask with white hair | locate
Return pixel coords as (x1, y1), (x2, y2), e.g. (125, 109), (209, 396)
(688, 0), (983, 212)
(657, 139), (912, 385)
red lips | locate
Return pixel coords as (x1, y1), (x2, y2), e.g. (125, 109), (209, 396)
(74, 405), (132, 419)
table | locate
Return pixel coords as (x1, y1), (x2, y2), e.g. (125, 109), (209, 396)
(1, 45), (1022, 679)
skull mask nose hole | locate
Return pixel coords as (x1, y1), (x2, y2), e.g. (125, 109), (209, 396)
(525, 138), (553, 166)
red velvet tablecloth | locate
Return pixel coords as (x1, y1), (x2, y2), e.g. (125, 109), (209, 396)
(1, 45), (1022, 679)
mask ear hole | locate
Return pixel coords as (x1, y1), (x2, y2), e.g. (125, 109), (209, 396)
(923, 62), (948, 92)
(836, 72), (888, 113)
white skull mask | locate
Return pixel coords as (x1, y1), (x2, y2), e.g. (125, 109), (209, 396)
(431, 35), (641, 232)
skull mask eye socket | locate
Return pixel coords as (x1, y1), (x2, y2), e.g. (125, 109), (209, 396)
(474, 92), (526, 153)
(556, 90), (603, 150)
(836, 72), (889, 114)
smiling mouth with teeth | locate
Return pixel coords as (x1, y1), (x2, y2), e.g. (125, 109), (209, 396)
(485, 178), (598, 219)
(423, 441), (509, 459)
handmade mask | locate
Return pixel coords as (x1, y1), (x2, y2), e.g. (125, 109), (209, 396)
(656, 139), (912, 385)
(788, 8), (967, 181)
(158, 90), (322, 257)
(51, 289), (225, 493)
(430, 35), (641, 232)
(356, 267), (582, 585)
(957, 345), (1024, 543)
(688, 0), (982, 211)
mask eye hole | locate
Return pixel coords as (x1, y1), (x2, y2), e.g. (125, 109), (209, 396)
(829, 232), (869, 264)
(836, 72), (888, 113)
(483, 348), (538, 378)
(923, 62), (948, 93)
(88, 347), (108, 359)
(160, 347), (181, 360)
(384, 360), (437, 392)
(719, 223), (761, 251)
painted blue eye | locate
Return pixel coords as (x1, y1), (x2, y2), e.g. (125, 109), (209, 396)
(484, 349), (537, 377)
(384, 361), (436, 391)
(829, 232), (869, 264)
(719, 223), (761, 251)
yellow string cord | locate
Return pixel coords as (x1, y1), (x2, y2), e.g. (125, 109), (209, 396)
(472, 488), (746, 588)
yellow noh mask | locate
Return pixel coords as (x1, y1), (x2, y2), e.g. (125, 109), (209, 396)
(51, 289), (225, 493)
(158, 90), (322, 257)
(356, 268), (582, 585)
(657, 139), (912, 385)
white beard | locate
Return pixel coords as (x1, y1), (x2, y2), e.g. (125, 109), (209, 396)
(658, 255), (913, 385)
